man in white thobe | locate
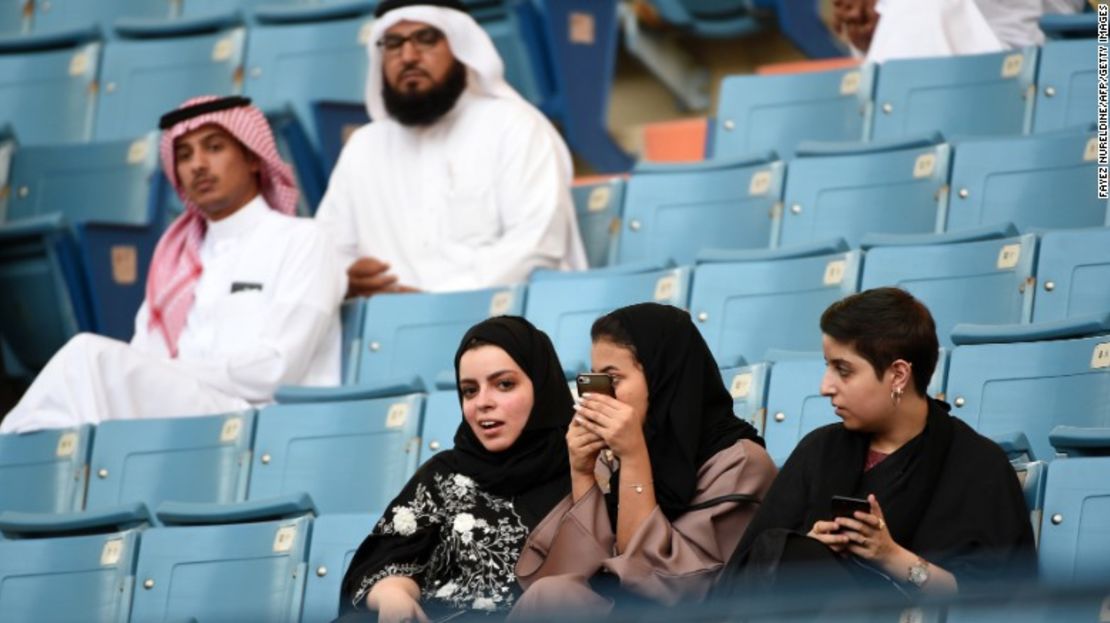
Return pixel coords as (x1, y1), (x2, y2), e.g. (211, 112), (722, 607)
(315, 0), (587, 297)
(0, 95), (343, 434)
(833, 0), (1085, 63)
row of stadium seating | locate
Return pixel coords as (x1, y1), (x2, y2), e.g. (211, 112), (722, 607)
(0, 352), (1106, 620)
(3, 120), (1104, 374)
(0, 0), (637, 172)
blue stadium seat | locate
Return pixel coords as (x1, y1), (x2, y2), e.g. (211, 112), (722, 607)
(94, 16), (245, 141)
(301, 513), (378, 623)
(477, 2), (547, 108)
(419, 389), (459, 464)
(0, 35), (99, 144)
(27, 0), (171, 34)
(340, 298), (366, 384)
(870, 48), (1037, 141)
(0, 528), (140, 622)
(761, 356), (834, 465)
(648, 0), (763, 38)
(1033, 38), (1097, 133)
(945, 130), (1106, 232)
(713, 66), (871, 160)
(860, 226), (1037, 347)
(616, 155), (784, 265)
(1039, 455), (1110, 586)
(1032, 228), (1110, 323)
(356, 287), (526, 389)
(571, 176), (625, 268)
(0, 426), (91, 514)
(0, 134), (166, 368)
(688, 241), (861, 367)
(778, 136), (948, 247)
(1017, 459), (1048, 546)
(249, 387), (425, 515)
(0, 2), (28, 35)
(244, 3), (373, 152)
(946, 316), (1110, 462)
(84, 412), (255, 511)
(525, 266), (692, 373)
(720, 363), (770, 434)
(129, 515), (312, 622)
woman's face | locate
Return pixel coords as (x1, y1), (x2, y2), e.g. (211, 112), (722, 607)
(590, 338), (649, 428)
(458, 345), (534, 453)
(820, 334), (896, 432)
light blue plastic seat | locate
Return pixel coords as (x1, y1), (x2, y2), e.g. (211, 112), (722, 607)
(27, 0), (172, 33)
(1032, 227), (1110, 323)
(1039, 455), (1110, 586)
(778, 136), (948, 247)
(719, 363), (770, 434)
(714, 66), (872, 160)
(244, 3), (373, 151)
(356, 287), (526, 389)
(571, 176), (625, 268)
(688, 241), (861, 368)
(525, 266), (692, 373)
(945, 315), (1110, 462)
(94, 16), (245, 141)
(859, 226), (1037, 347)
(339, 298), (365, 384)
(0, 426), (91, 514)
(1018, 459), (1048, 546)
(1033, 38), (1096, 133)
(84, 412), (255, 512)
(301, 512), (378, 623)
(761, 356), (834, 465)
(418, 389), (459, 465)
(249, 385), (425, 515)
(616, 155), (784, 265)
(0, 528), (140, 623)
(945, 130), (1106, 231)
(0, 35), (100, 144)
(0, 133), (165, 368)
(129, 515), (312, 622)
(870, 48), (1037, 140)
(647, 0), (764, 38)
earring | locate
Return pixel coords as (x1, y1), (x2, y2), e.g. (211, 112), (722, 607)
(890, 386), (904, 406)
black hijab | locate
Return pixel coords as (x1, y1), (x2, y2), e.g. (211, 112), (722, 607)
(603, 303), (764, 522)
(434, 316), (573, 526)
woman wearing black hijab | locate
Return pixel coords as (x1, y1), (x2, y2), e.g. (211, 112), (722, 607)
(341, 316), (574, 622)
(511, 303), (777, 616)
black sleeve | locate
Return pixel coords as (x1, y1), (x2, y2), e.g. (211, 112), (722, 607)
(732, 428), (822, 557)
(340, 462), (447, 612)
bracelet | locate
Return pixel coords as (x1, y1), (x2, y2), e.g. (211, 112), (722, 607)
(623, 482), (653, 494)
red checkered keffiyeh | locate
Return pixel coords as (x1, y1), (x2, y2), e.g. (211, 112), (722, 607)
(146, 95), (298, 357)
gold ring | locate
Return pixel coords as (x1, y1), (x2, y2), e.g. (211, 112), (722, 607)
(877, 518), (886, 531)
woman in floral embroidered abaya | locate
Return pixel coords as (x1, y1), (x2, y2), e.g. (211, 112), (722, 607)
(339, 316), (574, 622)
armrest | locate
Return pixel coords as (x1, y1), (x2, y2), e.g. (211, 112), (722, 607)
(0, 213), (67, 241)
(989, 431), (1035, 462)
(697, 238), (848, 264)
(0, 26), (100, 53)
(156, 492), (316, 526)
(795, 132), (943, 157)
(951, 313), (1110, 345)
(0, 503), (154, 537)
(276, 375), (425, 403)
(634, 151), (777, 174)
(1049, 426), (1110, 458)
(114, 11), (242, 38)
(860, 223), (1018, 250)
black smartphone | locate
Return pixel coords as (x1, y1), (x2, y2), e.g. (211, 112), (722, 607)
(576, 373), (615, 398)
(830, 495), (871, 520)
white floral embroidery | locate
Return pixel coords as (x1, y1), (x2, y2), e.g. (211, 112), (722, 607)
(354, 471), (529, 613)
(392, 506), (417, 536)
(472, 597), (497, 611)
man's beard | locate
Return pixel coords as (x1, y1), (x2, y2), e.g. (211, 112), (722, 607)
(382, 61), (468, 127)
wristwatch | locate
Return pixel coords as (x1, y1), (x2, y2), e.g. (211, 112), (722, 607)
(907, 557), (931, 589)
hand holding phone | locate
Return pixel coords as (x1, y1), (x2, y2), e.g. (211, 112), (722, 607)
(830, 495), (871, 522)
(576, 373), (615, 398)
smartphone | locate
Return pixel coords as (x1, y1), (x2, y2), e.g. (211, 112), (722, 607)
(576, 373), (615, 398)
(830, 495), (871, 520)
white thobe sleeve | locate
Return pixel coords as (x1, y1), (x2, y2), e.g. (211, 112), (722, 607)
(315, 148), (364, 292)
(469, 115), (580, 286)
(172, 225), (344, 402)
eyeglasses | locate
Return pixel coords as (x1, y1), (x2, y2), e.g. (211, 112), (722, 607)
(376, 27), (445, 55)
